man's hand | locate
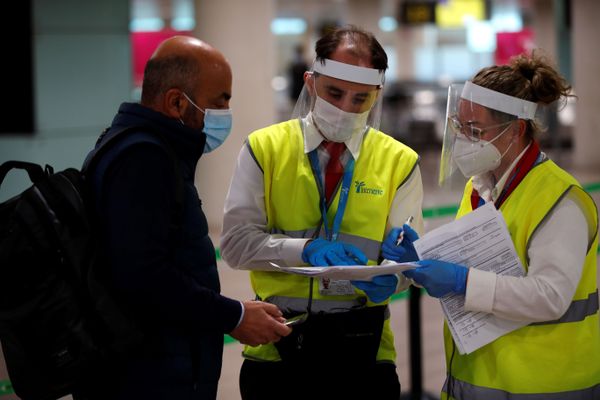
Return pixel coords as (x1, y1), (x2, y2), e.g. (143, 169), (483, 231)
(381, 224), (419, 262)
(302, 238), (368, 266)
(229, 301), (291, 347)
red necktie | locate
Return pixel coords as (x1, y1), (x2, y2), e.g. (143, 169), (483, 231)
(323, 141), (346, 203)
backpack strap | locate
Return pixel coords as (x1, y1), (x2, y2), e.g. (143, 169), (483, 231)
(82, 126), (185, 225)
(0, 161), (45, 188)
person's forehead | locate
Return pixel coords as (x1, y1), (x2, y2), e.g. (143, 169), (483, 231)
(458, 100), (492, 122)
(197, 62), (232, 97)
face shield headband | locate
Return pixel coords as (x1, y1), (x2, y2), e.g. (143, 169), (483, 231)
(462, 81), (537, 120)
(291, 58), (385, 136)
(312, 59), (385, 86)
(438, 82), (539, 187)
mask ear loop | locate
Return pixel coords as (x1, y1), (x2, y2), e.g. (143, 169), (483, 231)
(498, 120), (527, 163)
(310, 73), (320, 108)
(310, 75), (332, 142)
(486, 122), (516, 178)
(486, 121), (514, 145)
(498, 139), (514, 160)
(182, 92), (206, 115)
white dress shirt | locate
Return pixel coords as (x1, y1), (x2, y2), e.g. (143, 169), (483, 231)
(220, 115), (424, 275)
(465, 144), (590, 322)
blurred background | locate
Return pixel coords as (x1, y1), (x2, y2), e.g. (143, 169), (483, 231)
(1, 0), (599, 399)
(1, 0), (597, 215)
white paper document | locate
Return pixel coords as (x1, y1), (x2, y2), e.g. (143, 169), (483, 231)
(269, 262), (418, 281)
(412, 202), (527, 355)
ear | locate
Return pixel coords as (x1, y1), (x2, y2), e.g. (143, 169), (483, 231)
(304, 72), (315, 96)
(163, 88), (186, 119)
(513, 119), (527, 142)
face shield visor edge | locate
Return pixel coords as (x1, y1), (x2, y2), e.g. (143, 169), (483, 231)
(438, 81), (545, 188)
(291, 58), (385, 142)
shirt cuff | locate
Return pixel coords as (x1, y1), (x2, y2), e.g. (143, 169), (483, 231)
(281, 238), (311, 267)
(234, 300), (245, 330)
(464, 268), (496, 313)
(395, 273), (411, 293)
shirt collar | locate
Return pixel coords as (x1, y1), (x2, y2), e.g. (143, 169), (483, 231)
(302, 113), (366, 159)
(472, 142), (531, 203)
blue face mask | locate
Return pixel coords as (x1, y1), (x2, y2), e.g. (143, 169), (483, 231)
(182, 93), (233, 153)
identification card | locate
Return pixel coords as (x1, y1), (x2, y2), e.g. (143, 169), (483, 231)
(318, 278), (354, 295)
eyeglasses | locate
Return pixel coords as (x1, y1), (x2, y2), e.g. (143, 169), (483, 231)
(448, 115), (513, 142)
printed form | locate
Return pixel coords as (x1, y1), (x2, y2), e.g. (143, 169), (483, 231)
(269, 261), (418, 281)
(413, 202), (527, 354)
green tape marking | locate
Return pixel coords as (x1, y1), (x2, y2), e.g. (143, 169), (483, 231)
(583, 182), (600, 193)
(0, 380), (14, 396)
(224, 334), (235, 345)
(422, 204), (459, 219)
(390, 288), (412, 302)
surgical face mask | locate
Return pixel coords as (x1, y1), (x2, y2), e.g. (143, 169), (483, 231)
(311, 95), (370, 143)
(183, 93), (233, 153)
(452, 124), (513, 177)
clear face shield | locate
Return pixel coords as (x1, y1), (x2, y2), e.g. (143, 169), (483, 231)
(291, 59), (385, 142)
(438, 82), (541, 187)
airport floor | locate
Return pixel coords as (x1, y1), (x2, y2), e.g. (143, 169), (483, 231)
(1, 148), (599, 400)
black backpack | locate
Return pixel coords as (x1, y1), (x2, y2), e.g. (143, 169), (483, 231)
(0, 126), (181, 400)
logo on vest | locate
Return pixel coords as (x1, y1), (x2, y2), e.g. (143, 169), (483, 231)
(354, 181), (384, 196)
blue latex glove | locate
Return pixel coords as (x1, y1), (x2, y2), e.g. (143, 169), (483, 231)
(352, 275), (398, 303)
(302, 238), (368, 266)
(381, 224), (419, 262)
(402, 260), (469, 298)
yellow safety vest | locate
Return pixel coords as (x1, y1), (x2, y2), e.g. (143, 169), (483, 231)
(243, 118), (419, 362)
(444, 159), (600, 399)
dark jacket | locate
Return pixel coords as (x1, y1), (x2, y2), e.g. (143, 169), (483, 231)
(88, 102), (241, 399)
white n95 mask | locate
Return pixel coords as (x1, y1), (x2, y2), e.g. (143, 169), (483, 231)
(311, 95), (369, 143)
(452, 125), (513, 177)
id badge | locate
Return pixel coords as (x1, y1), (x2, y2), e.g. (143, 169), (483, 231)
(318, 278), (354, 295)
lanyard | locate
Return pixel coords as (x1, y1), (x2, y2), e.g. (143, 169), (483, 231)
(308, 150), (355, 242)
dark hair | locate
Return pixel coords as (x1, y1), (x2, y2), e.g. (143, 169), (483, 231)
(141, 55), (199, 105)
(472, 50), (573, 138)
(315, 25), (388, 72)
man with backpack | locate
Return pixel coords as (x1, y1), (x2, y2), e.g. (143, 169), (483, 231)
(81, 36), (291, 399)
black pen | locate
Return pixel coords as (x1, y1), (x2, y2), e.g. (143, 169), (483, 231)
(396, 216), (414, 246)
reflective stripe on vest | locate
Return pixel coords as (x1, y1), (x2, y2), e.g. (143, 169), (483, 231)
(446, 160), (600, 398)
(444, 377), (600, 400)
(270, 227), (383, 261)
(265, 295), (365, 313)
(265, 295), (391, 319)
(531, 289), (598, 326)
(243, 118), (419, 362)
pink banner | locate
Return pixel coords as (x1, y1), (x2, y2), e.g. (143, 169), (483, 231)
(495, 29), (534, 65)
(131, 29), (193, 86)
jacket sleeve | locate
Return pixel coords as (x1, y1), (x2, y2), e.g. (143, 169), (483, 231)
(97, 143), (242, 333)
